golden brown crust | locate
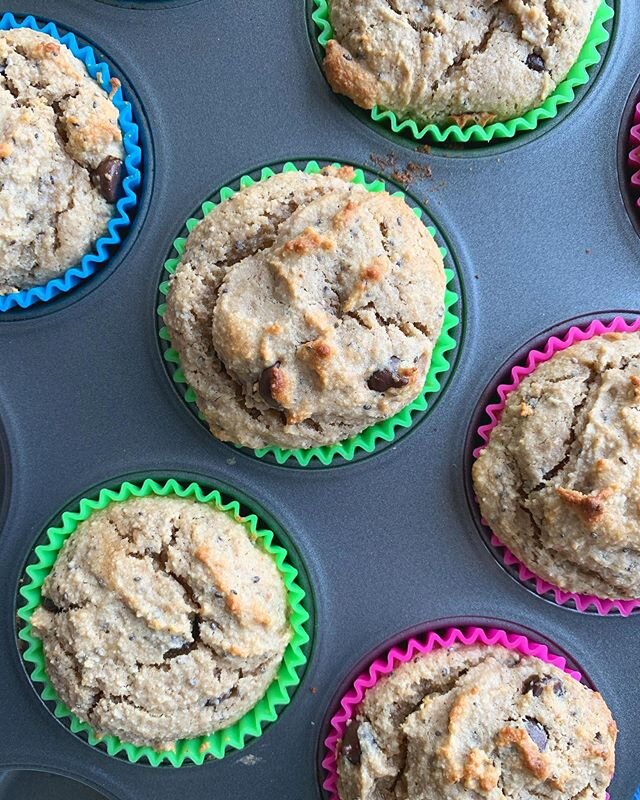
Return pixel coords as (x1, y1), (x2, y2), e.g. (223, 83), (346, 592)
(323, 39), (379, 110)
(496, 726), (549, 780)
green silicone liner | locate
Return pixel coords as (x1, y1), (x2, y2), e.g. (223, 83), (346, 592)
(311, 0), (614, 144)
(17, 478), (310, 767)
(157, 160), (460, 467)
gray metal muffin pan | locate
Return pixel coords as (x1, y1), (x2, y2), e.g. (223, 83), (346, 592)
(0, 0), (638, 798)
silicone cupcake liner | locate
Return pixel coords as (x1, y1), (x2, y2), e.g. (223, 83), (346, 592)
(311, 1), (613, 145)
(322, 625), (611, 799)
(17, 477), (310, 766)
(629, 102), (640, 211)
(0, 14), (142, 312)
(157, 160), (460, 467)
(473, 315), (640, 617)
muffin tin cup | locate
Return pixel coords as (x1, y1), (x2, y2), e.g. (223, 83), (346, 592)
(157, 159), (461, 468)
(321, 623), (610, 800)
(16, 477), (311, 767)
(0, 14), (142, 312)
(310, 0), (614, 146)
(628, 102), (640, 214)
(472, 315), (640, 617)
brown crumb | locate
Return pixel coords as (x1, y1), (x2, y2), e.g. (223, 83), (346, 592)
(417, 143), (432, 154)
(310, 686), (318, 694)
(630, 375), (640, 402)
(368, 152), (433, 186)
(199, 741), (210, 754)
(109, 77), (121, 100)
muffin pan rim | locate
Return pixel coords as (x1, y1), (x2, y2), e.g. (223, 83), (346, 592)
(0, 0), (638, 796)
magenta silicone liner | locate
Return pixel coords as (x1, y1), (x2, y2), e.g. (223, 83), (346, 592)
(473, 315), (640, 617)
(321, 625), (611, 800)
(629, 102), (640, 209)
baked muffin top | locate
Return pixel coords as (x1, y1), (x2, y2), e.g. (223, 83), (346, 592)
(31, 496), (292, 750)
(324, 0), (600, 127)
(164, 167), (446, 450)
(473, 332), (640, 600)
(0, 28), (124, 295)
(336, 644), (616, 800)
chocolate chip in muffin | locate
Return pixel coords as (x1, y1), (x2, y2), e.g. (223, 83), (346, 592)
(525, 718), (548, 751)
(91, 156), (124, 203)
(367, 356), (409, 392)
(259, 362), (284, 408)
(341, 719), (362, 765)
(526, 53), (546, 72)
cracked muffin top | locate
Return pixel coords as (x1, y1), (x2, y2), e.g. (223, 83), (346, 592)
(323, 0), (600, 128)
(473, 332), (640, 600)
(30, 496), (292, 750)
(336, 644), (616, 800)
(0, 28), (124, 295)
(164, 167), (446, 450)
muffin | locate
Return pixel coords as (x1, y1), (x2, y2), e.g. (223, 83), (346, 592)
(336, 644), (616, 800)
(473, 332), (640, 600)
(30, 496), (292, 750)
(164, 167), (446, 451)
(0, 28), (124, 295)
(323, 0), (600, 128)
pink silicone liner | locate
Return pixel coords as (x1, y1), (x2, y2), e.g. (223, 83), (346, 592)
(473, 315), (640, 617)
(321, 625), (611, 800)
(629, 102), (640, 207)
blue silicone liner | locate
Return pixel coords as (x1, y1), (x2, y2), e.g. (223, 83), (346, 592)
(0, 14), (142, 312)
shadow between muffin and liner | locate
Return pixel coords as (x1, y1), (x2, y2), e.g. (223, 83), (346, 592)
(315, 616), (603, 799)
(155, 158), (465, 470)
(463, 310), (640, 617)
(14, 471), (314, 767)
(0, 14), (151, 318)
(306, 0), (616, 158)
(617, 72), (640, 239)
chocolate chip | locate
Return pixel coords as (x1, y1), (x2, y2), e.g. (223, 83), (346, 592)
(90, 156), (123, 203)
(526, 53), (545, 72)
(41, 596), (61, 613)
(525, 718), (548, 751)
(522, 674), (549, 697)
(341, 720), (361, 765)
(259, 362), (283, 408)
(367, 356), (409, 392)
(553, 680), (566, 697)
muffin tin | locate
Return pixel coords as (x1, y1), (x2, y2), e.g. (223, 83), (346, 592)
(0, 1), (638, 798)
